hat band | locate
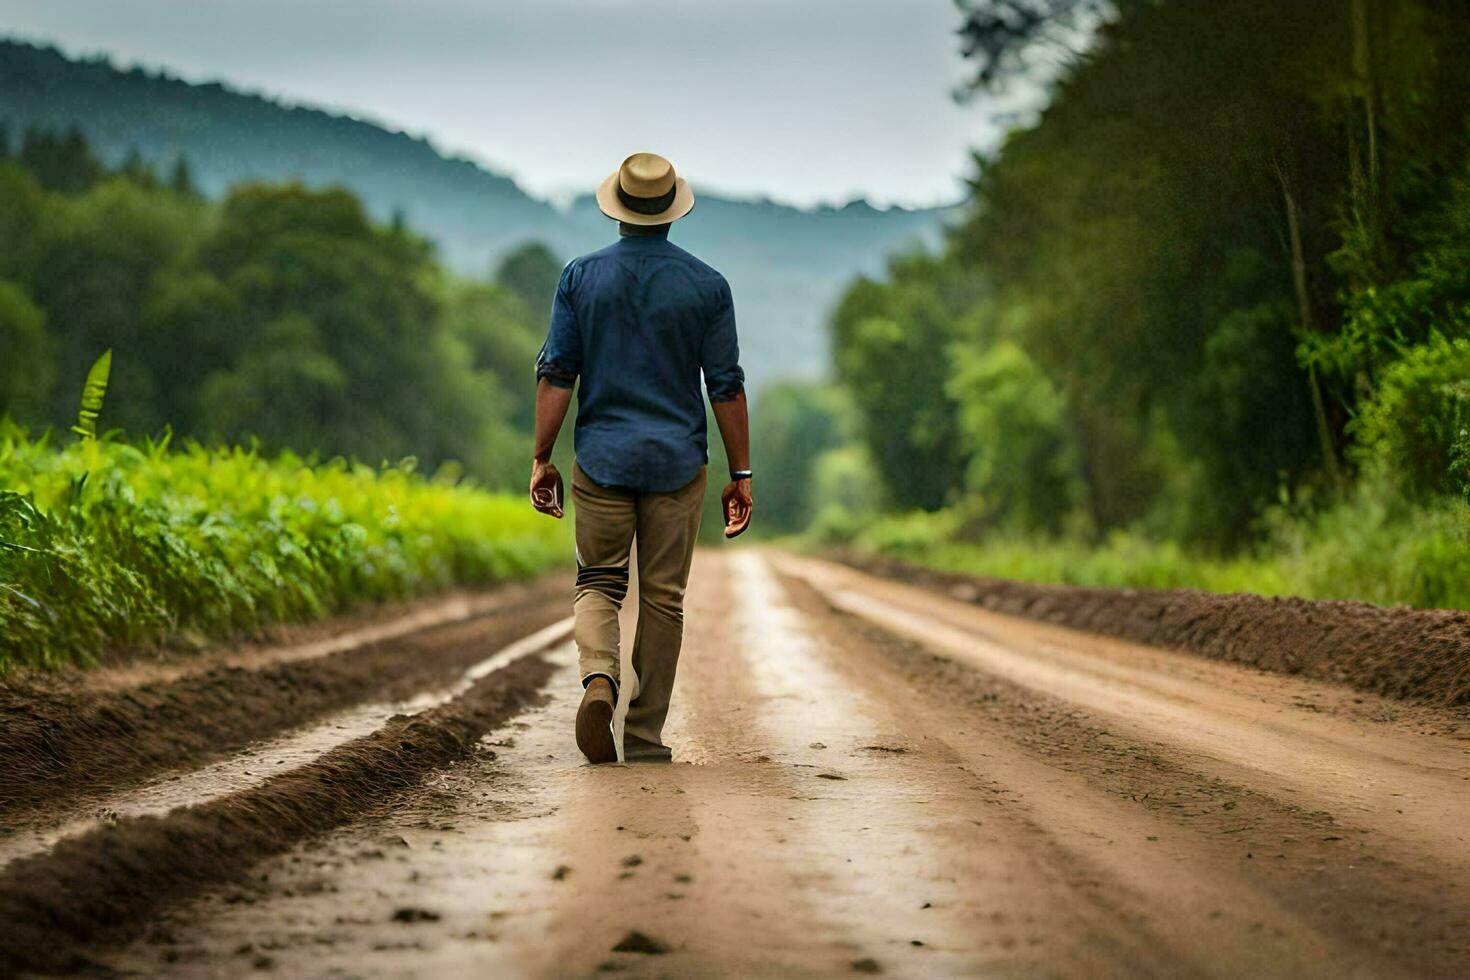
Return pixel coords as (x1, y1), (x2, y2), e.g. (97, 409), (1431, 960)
(617, 181), (677, 215)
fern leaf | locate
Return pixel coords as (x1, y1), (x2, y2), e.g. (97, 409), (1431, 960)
(71, 349), (112, 441)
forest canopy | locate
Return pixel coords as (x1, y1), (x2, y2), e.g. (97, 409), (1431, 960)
(0, 124), (552, 488)
(769, 0), (1470, 607)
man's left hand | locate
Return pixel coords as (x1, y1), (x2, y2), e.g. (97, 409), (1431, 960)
(722, 478), (753, 538)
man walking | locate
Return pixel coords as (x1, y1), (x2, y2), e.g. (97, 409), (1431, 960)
(529, 152), (753, 765)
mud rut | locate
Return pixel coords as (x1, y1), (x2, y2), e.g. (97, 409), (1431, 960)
(2, 551), (1468, 977)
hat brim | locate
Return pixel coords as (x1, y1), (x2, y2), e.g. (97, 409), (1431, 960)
(596, 173), (695, 225)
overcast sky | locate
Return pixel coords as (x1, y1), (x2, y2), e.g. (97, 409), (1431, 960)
(0, 0), (1038, 208)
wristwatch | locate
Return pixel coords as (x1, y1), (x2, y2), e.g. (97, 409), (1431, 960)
(729, 469), (753, 481)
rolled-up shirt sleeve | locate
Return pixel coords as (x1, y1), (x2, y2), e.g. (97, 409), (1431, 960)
(535, 263), (581, 389)
(702, 277), (745, 402)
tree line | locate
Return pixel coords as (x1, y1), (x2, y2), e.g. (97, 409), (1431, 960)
(0, 125), (560, 488)
(760, 0), (1470, 559)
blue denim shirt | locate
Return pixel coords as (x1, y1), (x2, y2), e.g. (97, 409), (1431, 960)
(536, 231), (745, 492)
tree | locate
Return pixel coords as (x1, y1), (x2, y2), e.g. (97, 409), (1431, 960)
(31, 177), (199, 434)
(17, 126), (103, 193)
(119, 148), (158, 189)
(0, 163), (45, 284)
(169, 155), (198, 197)
(0, 281), (51, 419)
(193, 182), (509, 477)
(1350, 334), (1470, 499)
(947, 341), (1078, 533)
(494, 242), (562, 321)
(750, 382), (859, 532)
(954, 0), (1112, 90)
(825, 0), (1470, 547)
(441, 279), (542, 431)
(830, 260), (968, 512)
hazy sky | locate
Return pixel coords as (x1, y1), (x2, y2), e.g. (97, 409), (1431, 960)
(0, 0), (1034, 207)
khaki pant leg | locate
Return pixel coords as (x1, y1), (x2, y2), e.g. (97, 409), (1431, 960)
(624, 467), (707, 757)
(571, 462), (636, 694)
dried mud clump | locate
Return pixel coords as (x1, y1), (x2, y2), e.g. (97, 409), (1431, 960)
(612, 930), (670, 955)
(851, 556), (1470, 707)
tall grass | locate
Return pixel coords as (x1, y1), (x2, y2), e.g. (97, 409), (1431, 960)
(814, 483), (1470, 610)
(0, 426), (567, 670)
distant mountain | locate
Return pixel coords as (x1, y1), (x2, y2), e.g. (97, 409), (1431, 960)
(0, 39), (952, 387)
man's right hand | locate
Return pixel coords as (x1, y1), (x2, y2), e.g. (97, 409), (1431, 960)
(530, 459), (564, 519)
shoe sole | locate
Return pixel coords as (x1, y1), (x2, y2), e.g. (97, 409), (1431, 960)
(576, 697), (617, 764)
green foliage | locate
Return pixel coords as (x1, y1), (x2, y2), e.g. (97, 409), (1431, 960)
(495, 242), (562, 322)
(1260, 478), (1470, 609)
(0, 38), (947, 387)
(28, 174), (204, 435)
(1308, 153), (1470, 390)
(442, 278), (545, 433)
(749, 382), (860, 532)
(829, 477), (1470, 610)
(829, 257), (969, 511)
(17, 125), (103, 193)
(947, 340), (1077, 533)
(0, 429), (568, 671)
(0, 132), (556, 490)
(168, 155), (197, 197)
(0, 280), (50, 419)
(806, 444), (884, 542)
(809, 0), (1470, 608)
(1351, 334), (1470, 498)
(70, 348), (111, 440)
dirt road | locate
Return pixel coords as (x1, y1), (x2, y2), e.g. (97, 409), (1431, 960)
(4, 550), (1468, 977)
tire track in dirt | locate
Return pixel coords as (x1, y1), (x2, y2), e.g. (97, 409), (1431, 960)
(0, 627), (565, 975)
(738, 552), (1371, 978)
(48, 547), (1470, 977)
(777, 553), (1470, 976)
(0, 580), (568, 821)
(780, 554), (1470, 878)
(0, 619), (572, 870)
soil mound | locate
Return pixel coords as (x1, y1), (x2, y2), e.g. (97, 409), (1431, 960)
(851, 556), (1470, 706)
(0, 593), (565, 816)
(0, 652), (555, 975)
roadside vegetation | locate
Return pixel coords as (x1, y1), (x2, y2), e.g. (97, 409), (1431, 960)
(0, 124), (558, 490)
(756, 0), (1470, 610)
(0, 422), (566, 671)
(0, 133), (573, 670)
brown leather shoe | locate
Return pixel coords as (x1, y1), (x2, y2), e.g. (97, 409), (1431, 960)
(576, 677), (617, 764)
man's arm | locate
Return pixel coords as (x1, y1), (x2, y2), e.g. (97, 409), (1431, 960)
(530, 263), (581, 519)
(530, 379), (573, 519)
(703, 277), (752, 538)
(712, 391), (753, 539)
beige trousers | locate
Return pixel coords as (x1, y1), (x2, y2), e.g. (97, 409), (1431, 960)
(571, 461), (706, 761)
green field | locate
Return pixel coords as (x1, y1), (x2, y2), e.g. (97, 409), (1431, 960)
(0, 426), (568, 671)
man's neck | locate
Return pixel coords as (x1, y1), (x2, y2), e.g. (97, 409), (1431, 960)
(619, 222), (671, 238)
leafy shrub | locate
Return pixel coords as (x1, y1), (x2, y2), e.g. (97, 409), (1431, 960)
(1351, 335), (1470, 498)
(0, 428), (568, 670)
(823, 482), (1470, 610)
(946, 340), (1078, 533)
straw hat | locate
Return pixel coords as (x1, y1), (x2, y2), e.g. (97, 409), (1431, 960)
(596, 152), (696, 225)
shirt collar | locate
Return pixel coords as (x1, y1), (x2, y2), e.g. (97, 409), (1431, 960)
(618, 222), (671, 239)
